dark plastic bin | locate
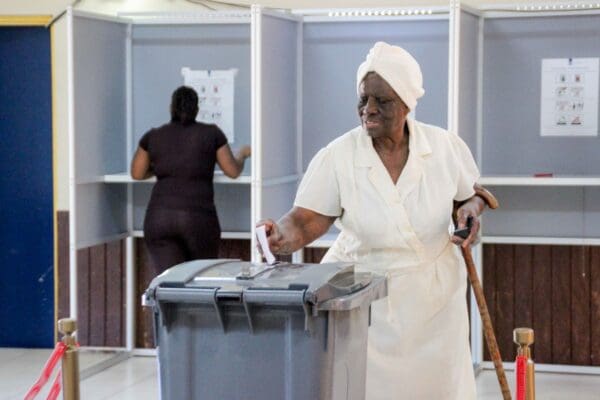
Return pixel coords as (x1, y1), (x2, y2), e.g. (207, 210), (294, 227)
(144, 259), (386, 400)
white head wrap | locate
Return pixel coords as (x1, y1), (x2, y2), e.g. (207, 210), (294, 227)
(356, 42), (425, 110)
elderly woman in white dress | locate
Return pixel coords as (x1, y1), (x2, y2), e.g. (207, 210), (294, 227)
(259, 42), (495, 399)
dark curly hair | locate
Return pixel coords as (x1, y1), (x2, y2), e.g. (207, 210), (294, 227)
(170, 86), (199, 124)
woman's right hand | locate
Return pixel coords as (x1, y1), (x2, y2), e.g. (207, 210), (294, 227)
(257, 208), (336, 255)
(256, 219), (284, 254)
(217, 144), (250, 179)
(239, 145), (251, 159)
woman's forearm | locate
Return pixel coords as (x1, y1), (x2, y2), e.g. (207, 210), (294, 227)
(234, 152), (247, 172)
(275, 213), (307, 254)
(273, 207), (336, 255)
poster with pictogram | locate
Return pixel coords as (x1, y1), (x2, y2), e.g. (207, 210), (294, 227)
(182, 67), (237, 142)
(540, 58), (598, 137)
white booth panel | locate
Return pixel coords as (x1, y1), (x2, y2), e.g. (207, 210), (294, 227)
(132, 24), (252, 176)
(76, 183), (128, 248)
(584, 187), (600, 238)
(258, 14), (300, 180)
(302, 19), (450, 169)
(215, 184), (251, 232)
(458, 10), (480, 156)
(482, 14), (600, 176)
(132, 184), (152, 231)
(257, 182), (298, 223)
(482, 186), (586, 238)
(73, 16), (128, 180)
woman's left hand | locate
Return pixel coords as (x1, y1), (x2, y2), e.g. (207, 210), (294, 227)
(451, 199), (483, 248)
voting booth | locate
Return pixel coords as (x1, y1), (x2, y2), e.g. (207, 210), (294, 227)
(66, 7), (301, 350)
(454, 3), (600, 372)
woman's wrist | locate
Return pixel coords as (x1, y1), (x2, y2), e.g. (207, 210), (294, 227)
(275, 220), (299, 255)
(473, 183), (499, 209)
(470, 194), (486, 216)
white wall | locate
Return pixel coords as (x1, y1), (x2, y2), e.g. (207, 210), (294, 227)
(0, 0), (71, 17)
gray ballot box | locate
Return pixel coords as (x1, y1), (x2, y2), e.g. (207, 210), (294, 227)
(144, 259), (387, 400)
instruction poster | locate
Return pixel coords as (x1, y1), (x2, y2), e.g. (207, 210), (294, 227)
(182, 67), (237, 142)
(540, 58), (599, 137)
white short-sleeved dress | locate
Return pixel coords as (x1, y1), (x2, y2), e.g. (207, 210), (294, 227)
(295, 118), (480, 400)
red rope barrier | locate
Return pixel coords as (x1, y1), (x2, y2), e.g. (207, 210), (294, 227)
(24, 342), (67, 400)
(515, 355), (527, 400)
(46, 370), (62, 400)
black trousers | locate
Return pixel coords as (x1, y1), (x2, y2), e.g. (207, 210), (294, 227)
(143, 208), (220, 275)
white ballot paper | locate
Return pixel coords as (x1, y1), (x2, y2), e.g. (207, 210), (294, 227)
(256, 225), (276, 265)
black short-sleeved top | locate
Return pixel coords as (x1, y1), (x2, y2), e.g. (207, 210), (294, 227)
(139, 121), (228, 212)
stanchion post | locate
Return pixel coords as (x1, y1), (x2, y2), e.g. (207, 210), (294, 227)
(514, 327), (535, 400)
(58, 318), (80, 400)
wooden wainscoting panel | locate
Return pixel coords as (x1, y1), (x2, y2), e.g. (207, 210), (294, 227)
(218, 239), (251, 261)
(76, 247), (90, 346)
(484, 244), (599, 366)
(551, 246), (572, 364)
(105, 240), (124, 347)
(57, 211), (126, 347)
(571, 246), (591, 365)
(495, 244), (516, 361)
(513, 245), (533, 331)
(278, 254), (293, 262)
(590, 247), (600, 366)
(89, 245), (107, 346)
(57, 211), (69, 324)
(135, 239), (156, 349)
(531, 245), (552, 364)
(304, 247), (329, 263)
(482, 244), (497, 362)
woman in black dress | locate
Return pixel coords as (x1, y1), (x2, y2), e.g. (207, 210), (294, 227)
(131, 86), (250, 275)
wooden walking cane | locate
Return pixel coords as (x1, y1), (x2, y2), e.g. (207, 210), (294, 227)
(462, 246), (511, 400)
(457, 185), (512, 400)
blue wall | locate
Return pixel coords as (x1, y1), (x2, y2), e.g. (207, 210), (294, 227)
(0, 27), (53, 347)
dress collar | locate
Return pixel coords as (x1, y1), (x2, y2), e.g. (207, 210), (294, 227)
(354, 118), (432, 167)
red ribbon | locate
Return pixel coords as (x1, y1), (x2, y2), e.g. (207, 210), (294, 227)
(46, 370), (62, 400)
(515, 355), (527, 400)
(24, 342), (67, 400)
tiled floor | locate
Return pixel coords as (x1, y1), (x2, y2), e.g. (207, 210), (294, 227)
(475, 368), (600, 400)
(2, 348), (600, 399)
(0, 348), (117, 400)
